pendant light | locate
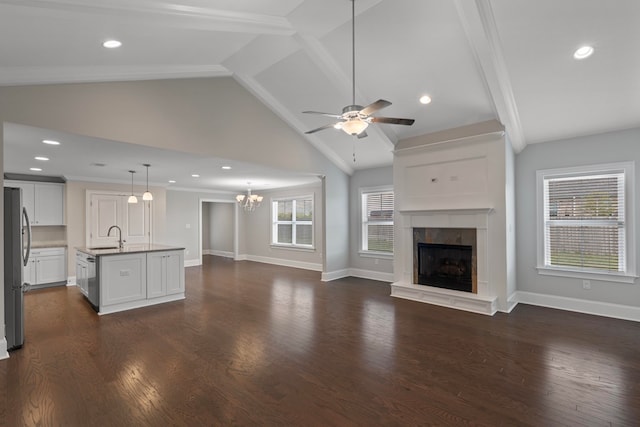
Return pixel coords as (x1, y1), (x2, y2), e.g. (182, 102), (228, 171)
(128, 170), (138, 204)
(142, 163), (153, 201)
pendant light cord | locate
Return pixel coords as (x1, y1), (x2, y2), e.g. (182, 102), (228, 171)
(351, 0), (356, 106)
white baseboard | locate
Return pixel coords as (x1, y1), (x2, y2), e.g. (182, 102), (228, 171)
(67, 276), (77, 286)
(391, 281), (498, 316)
(245, 255), (322, 272)
(235, 254), (248, 261)
(0, 338), (8, 360)
(321, 269), (350, 282)
(347, 268), (394, 283)
(513, 291), (640, 322)
(184, 259), (201, 267)
(203, 249), (234, 258)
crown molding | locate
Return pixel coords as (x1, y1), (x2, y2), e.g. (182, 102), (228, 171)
(0, 0), (295, 35)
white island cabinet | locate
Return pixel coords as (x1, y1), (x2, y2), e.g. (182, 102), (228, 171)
(75, 244), (185, 315)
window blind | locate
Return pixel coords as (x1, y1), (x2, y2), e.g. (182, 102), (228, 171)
(363, 191), (394, 253)
(544, 172), (625, 272)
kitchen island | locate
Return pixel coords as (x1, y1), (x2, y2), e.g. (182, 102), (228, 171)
(76, 244), (185, 315)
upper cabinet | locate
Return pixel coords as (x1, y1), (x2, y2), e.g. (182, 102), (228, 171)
(5, 180), (65, 226)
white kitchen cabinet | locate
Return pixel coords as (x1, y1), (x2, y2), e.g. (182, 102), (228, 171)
(26, 248), (67, 287)
(147, 250), (184, 298)
(100, 253), (146, 306)
(5, 180), (65, 226)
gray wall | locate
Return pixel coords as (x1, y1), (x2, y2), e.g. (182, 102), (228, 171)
(243, 182), (323, 268)
(166, 190), (235, 262)
(515, 127), (640, 307)
(349, 166), (394, 275)
(209, 202), (234, 253)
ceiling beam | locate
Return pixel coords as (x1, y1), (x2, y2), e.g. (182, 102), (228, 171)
(0, 0), (295, 35)
(234, 74), (355, 176)
(0, 65), (231, 86)
(454, 0), (526, 152)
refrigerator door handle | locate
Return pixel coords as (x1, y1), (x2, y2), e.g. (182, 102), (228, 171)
(23, 206), (32, 266)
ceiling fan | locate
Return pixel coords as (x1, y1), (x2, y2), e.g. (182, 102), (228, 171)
(303, 0), (415, 138)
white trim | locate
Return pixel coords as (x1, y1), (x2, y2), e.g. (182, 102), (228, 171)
(235, 253), (248, 261)
(513, 291), (640, 322)
(348, 269), (394, 283)
(537, 267), (637, 284)
(536, 161), (636, 281)
(184, 259), (200, 267)
(399, 208), (494, 215)
(321, 269), (350, 282)
(99, 294), (185, 316)
(0, 338), (9, 360)
(271, 194), (315, 248)
(270, 244), (315, 252)
(245, 255), (322, 272)
(203, 250), (234, 258)
(358, 251), (393, 259)
(67, 276), (77, 286)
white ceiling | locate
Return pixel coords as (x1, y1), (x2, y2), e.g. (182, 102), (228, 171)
(1, 0), (639, 187)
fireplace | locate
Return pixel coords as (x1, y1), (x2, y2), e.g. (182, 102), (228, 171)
(413, 227), (477, 294)
(417, 243), (473, 292)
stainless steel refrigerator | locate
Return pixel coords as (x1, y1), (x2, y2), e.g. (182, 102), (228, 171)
(4, 187), (32, 351)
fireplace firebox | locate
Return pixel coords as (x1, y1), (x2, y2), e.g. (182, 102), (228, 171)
(417, 242), (473, 292)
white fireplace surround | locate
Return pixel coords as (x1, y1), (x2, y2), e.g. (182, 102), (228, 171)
(391, 208), (498, 315)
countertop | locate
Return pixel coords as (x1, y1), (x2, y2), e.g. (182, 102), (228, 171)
(76, 244), (185, 257)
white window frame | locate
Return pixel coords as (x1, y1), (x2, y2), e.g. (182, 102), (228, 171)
(536, 161), (637, 283)
(271, 195), (314, 250)
(359, 186), (394, 258)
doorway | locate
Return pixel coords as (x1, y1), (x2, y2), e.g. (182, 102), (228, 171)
(199, 199), (238, 265)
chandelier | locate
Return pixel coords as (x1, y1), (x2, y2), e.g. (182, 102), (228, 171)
(236, 186), (263, 211)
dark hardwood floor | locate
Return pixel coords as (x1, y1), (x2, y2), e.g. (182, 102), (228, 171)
(1, 255), (639, 426)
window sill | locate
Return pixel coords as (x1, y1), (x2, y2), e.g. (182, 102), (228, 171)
(270, 244), (315, 253)
(536, 266), (638, 284)
(359, 251), (393, 259)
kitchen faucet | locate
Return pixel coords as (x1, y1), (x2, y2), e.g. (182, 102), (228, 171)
(107, 225), (124, 249)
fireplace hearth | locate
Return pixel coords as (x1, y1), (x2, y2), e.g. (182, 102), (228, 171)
(417, 243), (473, 292)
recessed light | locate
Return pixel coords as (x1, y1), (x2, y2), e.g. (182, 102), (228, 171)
(221, 166), (232, 170)
(103, 40), (122, 49)
(191, 174), (200, 178)
(42, 139), (60, 145)
(419, 95), (432, 105)
(573, 45), (594, 60)
(168, 180), (176, 184)
(34, 156), (49, 161)
(30, 167), (42, 172)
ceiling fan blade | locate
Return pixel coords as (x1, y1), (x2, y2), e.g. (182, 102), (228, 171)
(357, 131), (368, 139)
(305, 123), (339, 134)
(371, 117), (415, 126)
(302, 111), (343, 119)
(360, 99), (392, 116)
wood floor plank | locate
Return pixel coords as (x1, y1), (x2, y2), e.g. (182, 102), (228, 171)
(1, 255), (639, 426)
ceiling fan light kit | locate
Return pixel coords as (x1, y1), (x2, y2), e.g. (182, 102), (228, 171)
(303, 0), (414, 137)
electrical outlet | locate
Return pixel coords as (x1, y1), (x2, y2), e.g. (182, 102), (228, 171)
(582, 280), (591, 290)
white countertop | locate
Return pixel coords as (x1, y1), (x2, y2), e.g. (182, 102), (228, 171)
(76, 244), (185, 257)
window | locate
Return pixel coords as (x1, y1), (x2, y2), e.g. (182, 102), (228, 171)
(537, 162), (635, 283)
(361, 188), (394, 254)
(272, 196), (314, 248)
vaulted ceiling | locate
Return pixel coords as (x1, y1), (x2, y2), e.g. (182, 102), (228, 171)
(1, 0), (639, 176)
